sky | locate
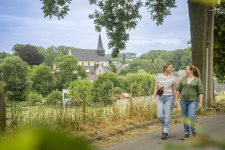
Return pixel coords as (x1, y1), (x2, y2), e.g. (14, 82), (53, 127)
(0, 0), (191, 56)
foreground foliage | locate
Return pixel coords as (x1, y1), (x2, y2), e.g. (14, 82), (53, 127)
(0, 126), (94, 150)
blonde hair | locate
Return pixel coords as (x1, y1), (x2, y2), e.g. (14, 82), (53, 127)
(163, 63), (172, 74)
(189, 65), (201, 79)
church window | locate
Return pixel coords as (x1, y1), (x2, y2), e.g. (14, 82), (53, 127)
(102, 63), (103, 66)
(88, 62), (90, 66)
(82, 62), (84, 66)
(99, 70), (101, 74)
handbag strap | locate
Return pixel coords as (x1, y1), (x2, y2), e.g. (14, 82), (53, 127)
(163, 75), (171, 86)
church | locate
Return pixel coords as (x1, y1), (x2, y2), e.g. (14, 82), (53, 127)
(68, 34), (110, 81)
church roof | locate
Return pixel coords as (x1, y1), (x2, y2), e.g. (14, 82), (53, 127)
(70, 49), (107, 61)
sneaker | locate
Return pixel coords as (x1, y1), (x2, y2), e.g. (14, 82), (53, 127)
(181, 134), (190, 140)
(192, 132), (198, 138)
(162, 132), (168, 140)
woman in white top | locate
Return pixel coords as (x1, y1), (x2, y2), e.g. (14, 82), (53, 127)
(153, 63), (176, 140)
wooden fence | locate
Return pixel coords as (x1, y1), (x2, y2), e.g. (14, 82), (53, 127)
(0, 93), (6, 133)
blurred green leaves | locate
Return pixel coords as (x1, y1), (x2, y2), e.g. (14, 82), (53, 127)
(0, 126), (94, 150)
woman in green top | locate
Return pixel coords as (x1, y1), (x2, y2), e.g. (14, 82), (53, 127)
(174, 65), (204, 140)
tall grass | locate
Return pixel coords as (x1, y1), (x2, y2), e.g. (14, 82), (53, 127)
(5, 97), (160, 139)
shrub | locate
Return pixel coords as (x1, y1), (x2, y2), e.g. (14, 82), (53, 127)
(46, 89), (62, 105)
(26, 92), (43, 104)
(68, 79), (92, 106)
(127, 72), (156, 96)
(91, 72), (120, 103)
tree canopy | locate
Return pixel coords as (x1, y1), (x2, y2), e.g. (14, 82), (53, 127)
(37, 45), (76, 67)
(128, 49), (191, 74)
(15, 44), (44, 66)
(214, 2), (225, 83)
(54, 55), (87, 90)
(0, 56), (32, 101)
(30, 64), (55, 96)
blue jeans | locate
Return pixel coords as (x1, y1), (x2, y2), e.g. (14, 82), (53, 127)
(157, 95), (174, 133)
(180, 100), (198, 134)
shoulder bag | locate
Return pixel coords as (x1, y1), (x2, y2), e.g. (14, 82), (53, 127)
(157, 75), (171, 96)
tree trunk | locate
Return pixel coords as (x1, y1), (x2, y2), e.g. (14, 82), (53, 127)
(188, 1), (205, 80)
(188, 1), (214, 107)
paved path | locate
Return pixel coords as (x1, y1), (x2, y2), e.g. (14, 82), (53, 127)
(104, 113), (225, 150)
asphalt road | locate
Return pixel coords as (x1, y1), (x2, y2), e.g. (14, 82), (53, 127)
(104, 113), (225, 150)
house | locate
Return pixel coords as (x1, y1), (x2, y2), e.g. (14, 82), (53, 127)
(120, 93), (129, 100)
(177, 70), (186, 77)
(54, 34), (110, 81)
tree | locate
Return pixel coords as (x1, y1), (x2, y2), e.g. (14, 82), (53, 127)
(180, 49), (192, 70)
(118, 68), (128, 75)
(109, 63), (117, 73)
(91, 72), (121, 104)
(0, 56), (32, 101)
(54, 55), (87, 90)
(213, 2), (225, 83)
(140, 59), (153, 73)
(68, 79), (92, 110)
(126, 72), (155, 96)
(89, 0), (143, 57)
(30, 64), (55, 96)
(159, 52), (170, 62)
(0, 52), (8, 59)
(46, 89), (63, 105)
(168, 49), (184, 71)
(37, 46), (76, 67)
(15, 44), (44, 66)
(11, 44), (24, 55)
(40, 0), (72, 19)
(129, 58), (141, 73)
(26, 92), (43, 104)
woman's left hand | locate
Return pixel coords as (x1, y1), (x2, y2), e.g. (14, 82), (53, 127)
(198, 103), (202, 109)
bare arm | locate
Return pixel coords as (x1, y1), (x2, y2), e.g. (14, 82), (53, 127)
(198, 94), (203, 109)
(174, 91), (180, 108)
(173, 82), (176, 97)
(153, 82), (159, 106)
(175, 91), (180, 101)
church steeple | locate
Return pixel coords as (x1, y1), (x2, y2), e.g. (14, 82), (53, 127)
(97, 34), (105, 55)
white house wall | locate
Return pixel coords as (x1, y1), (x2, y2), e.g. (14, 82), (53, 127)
(77, 61), (109, 67)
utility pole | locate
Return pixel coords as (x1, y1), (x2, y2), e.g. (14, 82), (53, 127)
(203, 4), (214, 107)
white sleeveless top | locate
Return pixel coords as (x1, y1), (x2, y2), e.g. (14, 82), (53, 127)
(156, 74), (176, 95)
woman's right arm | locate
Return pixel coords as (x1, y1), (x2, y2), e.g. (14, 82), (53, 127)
(174, 78), (182, 107)
(174, 91), (180, 108)
(153, 82), (159, 106)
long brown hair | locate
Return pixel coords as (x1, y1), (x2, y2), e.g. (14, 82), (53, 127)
(163, 63), (172, 74)
(189, 65), (201, 79)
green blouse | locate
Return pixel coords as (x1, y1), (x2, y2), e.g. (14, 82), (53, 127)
(177, 76), (204, 101)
